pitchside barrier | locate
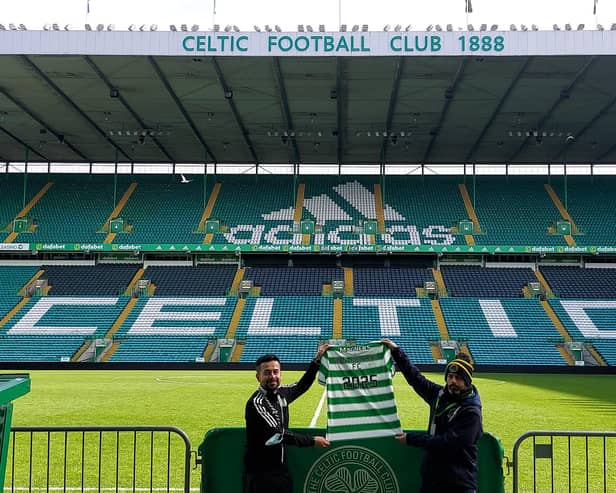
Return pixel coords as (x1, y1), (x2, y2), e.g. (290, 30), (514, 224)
(198, 427), (505, 493)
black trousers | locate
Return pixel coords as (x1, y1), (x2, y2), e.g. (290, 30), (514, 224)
(244, 469), (293, 493)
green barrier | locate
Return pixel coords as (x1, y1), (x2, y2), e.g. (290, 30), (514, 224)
(0, 374), (31, 492)
(199, 427), (504, 493)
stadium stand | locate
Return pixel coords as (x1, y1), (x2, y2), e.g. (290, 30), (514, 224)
(244, 266), (343, 296)
(540, 266), (616, 299)
(0, 266), (40, 295)
(143, 265), (237, 296)
(472, 177), (566, 246)
(440, 298), (566, 365)
(441, 265), (536, 298)
(236, 297), (333, 363)
(41, 265), (139, 295)
(353, 266), (434, 296)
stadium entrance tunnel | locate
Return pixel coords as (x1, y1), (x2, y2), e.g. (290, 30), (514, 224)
(198, 427), (505, 493)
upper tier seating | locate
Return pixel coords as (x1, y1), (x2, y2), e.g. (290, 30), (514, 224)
(0, 266), (40, 295)
(441, 265), (536, 298)
(440, 298), (565, 365)
(244, 266), (343, 296)
(551, 176), (616, 245)
(0, 174), (47, 242)
(42, 265), (140, 295)
(353, 266), (434, 296)
(342, 297), (439, 364)
(144, 265), (237, 296)
(540, 266), (616, 299)
(472, 177), (565, 246)
(237, 297), (333, 363)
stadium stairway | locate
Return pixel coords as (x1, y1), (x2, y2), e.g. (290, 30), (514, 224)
(103, 183), (138, 243)
(344, 267), (353, 296)
(544, 183), (578, 246)
(105, 298), (139, 338)
(458, 183), (480, 246)
(4, 181), (53, 243)
(201, 182), (222, 243)
(293, 183), (311, 245)
(229, 267), (245, 295)
(533, 270), (555, 297)
(432, 268), (447, 296)
(224, 298), (247, 339)
(332, 298), (343, 338)
(373, 183), (386, 233)
(0, 298), (30, 327)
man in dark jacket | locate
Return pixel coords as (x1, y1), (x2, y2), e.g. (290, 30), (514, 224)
(244, 346), (330, 493)
(382, 339), (483, 493)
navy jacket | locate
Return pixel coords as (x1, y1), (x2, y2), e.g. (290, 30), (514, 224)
(244, 360), (319, 473)
(392, 347), (483, 493)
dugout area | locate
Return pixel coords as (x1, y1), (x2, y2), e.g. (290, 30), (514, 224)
(198, 427), (505, 493)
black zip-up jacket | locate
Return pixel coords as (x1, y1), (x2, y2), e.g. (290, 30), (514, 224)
(391, 347), (483, 493)
(244, 360), (319, 473)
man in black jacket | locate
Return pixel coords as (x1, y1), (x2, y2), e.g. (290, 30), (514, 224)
(382, 339), (483, 493)
(244, 346), (330, 493)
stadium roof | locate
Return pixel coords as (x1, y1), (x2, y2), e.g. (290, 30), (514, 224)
(2, 31), (616, 166)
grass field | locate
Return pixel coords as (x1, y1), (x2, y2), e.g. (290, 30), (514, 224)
(5, 369), (616, 493)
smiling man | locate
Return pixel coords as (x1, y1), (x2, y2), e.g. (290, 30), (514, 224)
(244, 346), (330, 493)
(381, 339), (483, 493)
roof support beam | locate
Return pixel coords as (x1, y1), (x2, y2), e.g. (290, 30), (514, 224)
(508, 56), (597, 163)
(84, 56), (174, 163)
(20, 56), (124, 162)
(0, 83), (88, 162)
(0, 124), (48, 161)
(148, 56), (217, 163)
(422, 57), (469, 164)
(465, 57), (532, 163)
(272, 58), (300, 164)
(335, 58), (343, 165)
(379, 57), (404, 164)
(211, 58), (259, 164)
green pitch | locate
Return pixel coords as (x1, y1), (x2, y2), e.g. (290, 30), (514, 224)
(6, 369), (616, 493)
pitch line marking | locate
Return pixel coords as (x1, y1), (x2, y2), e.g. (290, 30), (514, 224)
(309, 388), (326, 428)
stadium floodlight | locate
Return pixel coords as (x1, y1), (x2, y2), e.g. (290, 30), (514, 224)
(190, 24), (199, 32)
(577, 24), (584, 30)
(426, 24), (433, 31)
(531, 24), (539, 31)
(139, 24), (147, 31)
(223, 25), (232, 32)
(233, 25), (240, 32)
(361, 24), (368, 31)
(19, 24), (27, 30)
(352, 24), (359, 31)
(340, 24), (346, 32)
(181, 24), (188, 32)
(553, 24), (561, 30)
(43, 24), (51, 31)
(394, 24), (401, 31)
(490, 24), (498, 31)
(264, 24), (272, 32)
(169, 24), (177, 31)
(446, 24), (453, 31)
(107, 24), (115, 31)
(275, 25), (281, 32)
(8, 23), (16, 30)
(405, 24), (412, 31)
(96, 24), (104, 31)
(85, 23), (92, 31)
(435, 24), (442, 31)
(611, 23), (616, 30)
(298, 24), (305, 32)
(150, 24), (158, 31)
(597, 24), (604, 31)
(213, 24), (220, 31)
(306, 25), (314, 32)
(0, 24), (5, 30)
(383, 24), (390, 31)
(467, 24), (474, 31)
(319, 24), (325, 32)
(128, 24), (137, 31)
(565, 23), (572, 31)
(480, 23), (487, 31)
(510, 24), (517, 31)
(521, 24), (528, 31)
(64, 24), (71, 30)
(254, 25), (261, 32)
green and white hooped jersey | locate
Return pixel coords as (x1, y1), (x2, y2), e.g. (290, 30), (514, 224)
(318, 341), (402, 441)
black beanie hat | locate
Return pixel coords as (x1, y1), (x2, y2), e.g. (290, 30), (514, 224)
(445, 358), (474, 386)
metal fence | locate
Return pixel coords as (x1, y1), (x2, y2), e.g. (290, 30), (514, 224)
(4, 427), (193, 493)
(512, 431), (616, 493)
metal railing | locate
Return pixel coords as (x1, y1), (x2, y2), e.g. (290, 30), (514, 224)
(512, 430), (616, 493)
(5, 426), (193, 493)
